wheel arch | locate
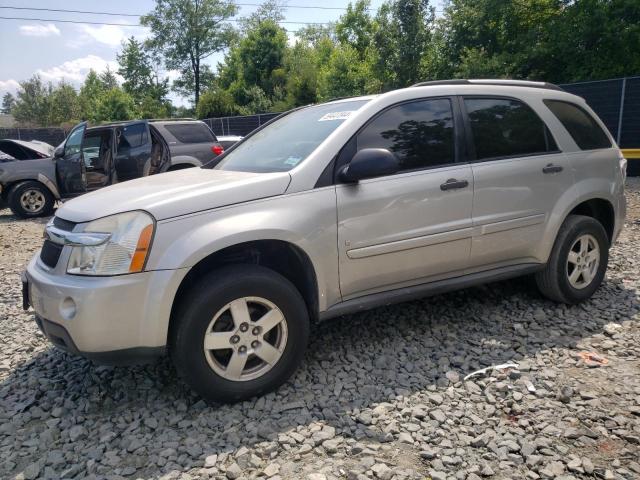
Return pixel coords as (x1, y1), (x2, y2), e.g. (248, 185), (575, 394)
(5, 177), (58, 201)
(168, 239), (320, 343)
(566, 197), (615, 244)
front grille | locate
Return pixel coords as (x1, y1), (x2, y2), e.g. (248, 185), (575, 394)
(39, 216), (75, 269)
(40, 240), (63, 268)
(53, 216), (76, 231)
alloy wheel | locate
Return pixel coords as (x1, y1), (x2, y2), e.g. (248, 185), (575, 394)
(203, 296), (288, 381)
(19, 189), (45, 213)
(566, 234), (600, 289)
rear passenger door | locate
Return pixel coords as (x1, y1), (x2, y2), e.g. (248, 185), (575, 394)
(336, 97), (474, 299)
(114, 122), (151, 182)
(462, 96), (573, 269)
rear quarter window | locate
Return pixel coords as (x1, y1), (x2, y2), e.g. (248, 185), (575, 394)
(543, 100), (612, 150)
(164, 123), (216, 143)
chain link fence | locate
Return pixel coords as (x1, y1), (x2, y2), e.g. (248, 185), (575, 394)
(1, 77), (638, 149)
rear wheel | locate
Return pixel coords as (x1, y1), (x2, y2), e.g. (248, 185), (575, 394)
(8, 181), (55, 218)
(170, 265), (309, 403)
(535, 215), (609, 304)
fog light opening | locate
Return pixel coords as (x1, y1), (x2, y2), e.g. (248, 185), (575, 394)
(60, 297), (77, 320)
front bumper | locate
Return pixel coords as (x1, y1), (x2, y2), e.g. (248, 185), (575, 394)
(23, 253), (188, 364)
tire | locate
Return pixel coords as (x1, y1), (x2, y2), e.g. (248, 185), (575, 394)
(170, 264), (310, 403)
(7, 181), (55, 218)
(535, 215), (609, 304)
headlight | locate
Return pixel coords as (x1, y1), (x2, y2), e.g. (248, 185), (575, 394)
(67, 211), (155, 276)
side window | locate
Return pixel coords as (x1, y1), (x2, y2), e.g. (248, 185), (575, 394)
(464, 98), (558, 161)
(64, 127), (84, 157)
(118, 123), (147, 150)
(356, 98), (455, 171)
(543, 100), (612, 150)
(164, 123), (216, 143)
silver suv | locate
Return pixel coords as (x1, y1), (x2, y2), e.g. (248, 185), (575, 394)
(23, 80), (626, 403)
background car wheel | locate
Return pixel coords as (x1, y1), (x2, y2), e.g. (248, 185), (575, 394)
(170, 265), (310, 403)
(7, 181), (55, 218)
(535, 214), (609, 304)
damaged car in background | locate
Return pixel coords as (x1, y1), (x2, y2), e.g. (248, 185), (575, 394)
(0, 119), (225, 218)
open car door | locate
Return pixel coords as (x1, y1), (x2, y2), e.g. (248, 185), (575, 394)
(56, 122), (88, 197)
(113, 121), (152, 182)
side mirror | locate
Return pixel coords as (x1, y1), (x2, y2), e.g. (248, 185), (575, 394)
(339, 148), (399, 183)
(53, 146), (64, 158)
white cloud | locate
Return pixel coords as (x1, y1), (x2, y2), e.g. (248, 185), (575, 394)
(0, 79), (21, 94)
(35, 55), (121, 84)
(69, 23), (150, 48)
(19, 23), (61, 37)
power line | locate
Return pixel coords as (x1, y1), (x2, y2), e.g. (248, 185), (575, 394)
(0, 16), (329, 34)
(0, 4), (443, 17)
(0, 15), (332, 26)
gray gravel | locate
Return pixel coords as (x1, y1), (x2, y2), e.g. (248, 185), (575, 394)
(1, 180), (639, 480)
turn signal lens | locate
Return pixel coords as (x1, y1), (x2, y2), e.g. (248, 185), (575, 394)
(129, 224), (154, 273)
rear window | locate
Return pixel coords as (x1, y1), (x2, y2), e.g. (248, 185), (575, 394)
(543, 100), (612, 150)
(464, 97), (558, 160)
(164, 123), (216, 143)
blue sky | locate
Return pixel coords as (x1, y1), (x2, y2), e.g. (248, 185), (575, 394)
(0, 0), (444, 106)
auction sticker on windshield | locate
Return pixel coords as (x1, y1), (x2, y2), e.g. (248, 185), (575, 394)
(318, 111), (354, 121)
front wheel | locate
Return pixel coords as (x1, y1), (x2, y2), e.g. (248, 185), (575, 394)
(536, 215), (609, 304)
(7, 181), (55, 218)
(170, 265), (310, 403)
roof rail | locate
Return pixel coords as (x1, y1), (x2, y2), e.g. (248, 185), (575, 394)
(146, 117), (197, 122)
(411, 79), (565, 92)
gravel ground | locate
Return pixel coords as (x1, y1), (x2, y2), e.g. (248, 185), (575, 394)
(1, 180), (639, 480)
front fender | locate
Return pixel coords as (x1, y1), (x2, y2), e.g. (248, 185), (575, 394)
(146, 187), (340, 311)
(0, 159), (60, 199)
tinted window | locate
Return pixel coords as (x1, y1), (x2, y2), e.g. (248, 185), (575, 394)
(64, 126), (85, 157)
(357, 98), (455, 171)
(543, 100), (611, 150)
(216, 100), (369, 173)
(165, 123), (216, 143)
(118, 123), (146, 149)
(465, 98), (557, 160)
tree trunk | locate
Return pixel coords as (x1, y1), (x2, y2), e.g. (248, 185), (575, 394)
(194, 60), (200, 106)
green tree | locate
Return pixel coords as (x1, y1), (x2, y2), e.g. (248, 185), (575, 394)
(1, 92), (15, 114)
(238, 20), (288, 96)
(141, 0), (237, 106)
(318, 45), (370, 100)
(373, 0), (435, 89)
(335, 0), (374, 60)
(117, 36), (172, 117)
(544, 0), (640, 82)
(50, 81), (81, 126)
(196, 88), (238, 117)
(12, 75), (49, 126)
(79, 70), (107, 122)
(117, 37), (153, 99)
(95, 88), (136, 122)
(99, 66), (119, 90)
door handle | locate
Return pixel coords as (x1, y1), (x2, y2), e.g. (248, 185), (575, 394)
(440, 178), (469, 191)
(542, 163), (563, 174)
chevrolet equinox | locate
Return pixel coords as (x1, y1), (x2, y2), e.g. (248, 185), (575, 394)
(23, 80), (627, 403)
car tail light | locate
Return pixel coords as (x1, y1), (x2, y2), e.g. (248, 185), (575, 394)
(212, 145), (224, 156)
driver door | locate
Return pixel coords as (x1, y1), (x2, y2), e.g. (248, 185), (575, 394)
(56, 122), (88, 197)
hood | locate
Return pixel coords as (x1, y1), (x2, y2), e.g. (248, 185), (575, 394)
(0, 139), (54, 161)
(56, 167), (292, 222)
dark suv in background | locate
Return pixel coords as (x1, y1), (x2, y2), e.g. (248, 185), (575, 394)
(150, 119), (225, 170)
(0, 119), (229, 218)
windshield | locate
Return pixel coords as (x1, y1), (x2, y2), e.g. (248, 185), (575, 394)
(214, 100), (369, 173)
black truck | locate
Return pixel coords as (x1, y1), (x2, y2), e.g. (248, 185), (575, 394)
(0, 119), (228, 218)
